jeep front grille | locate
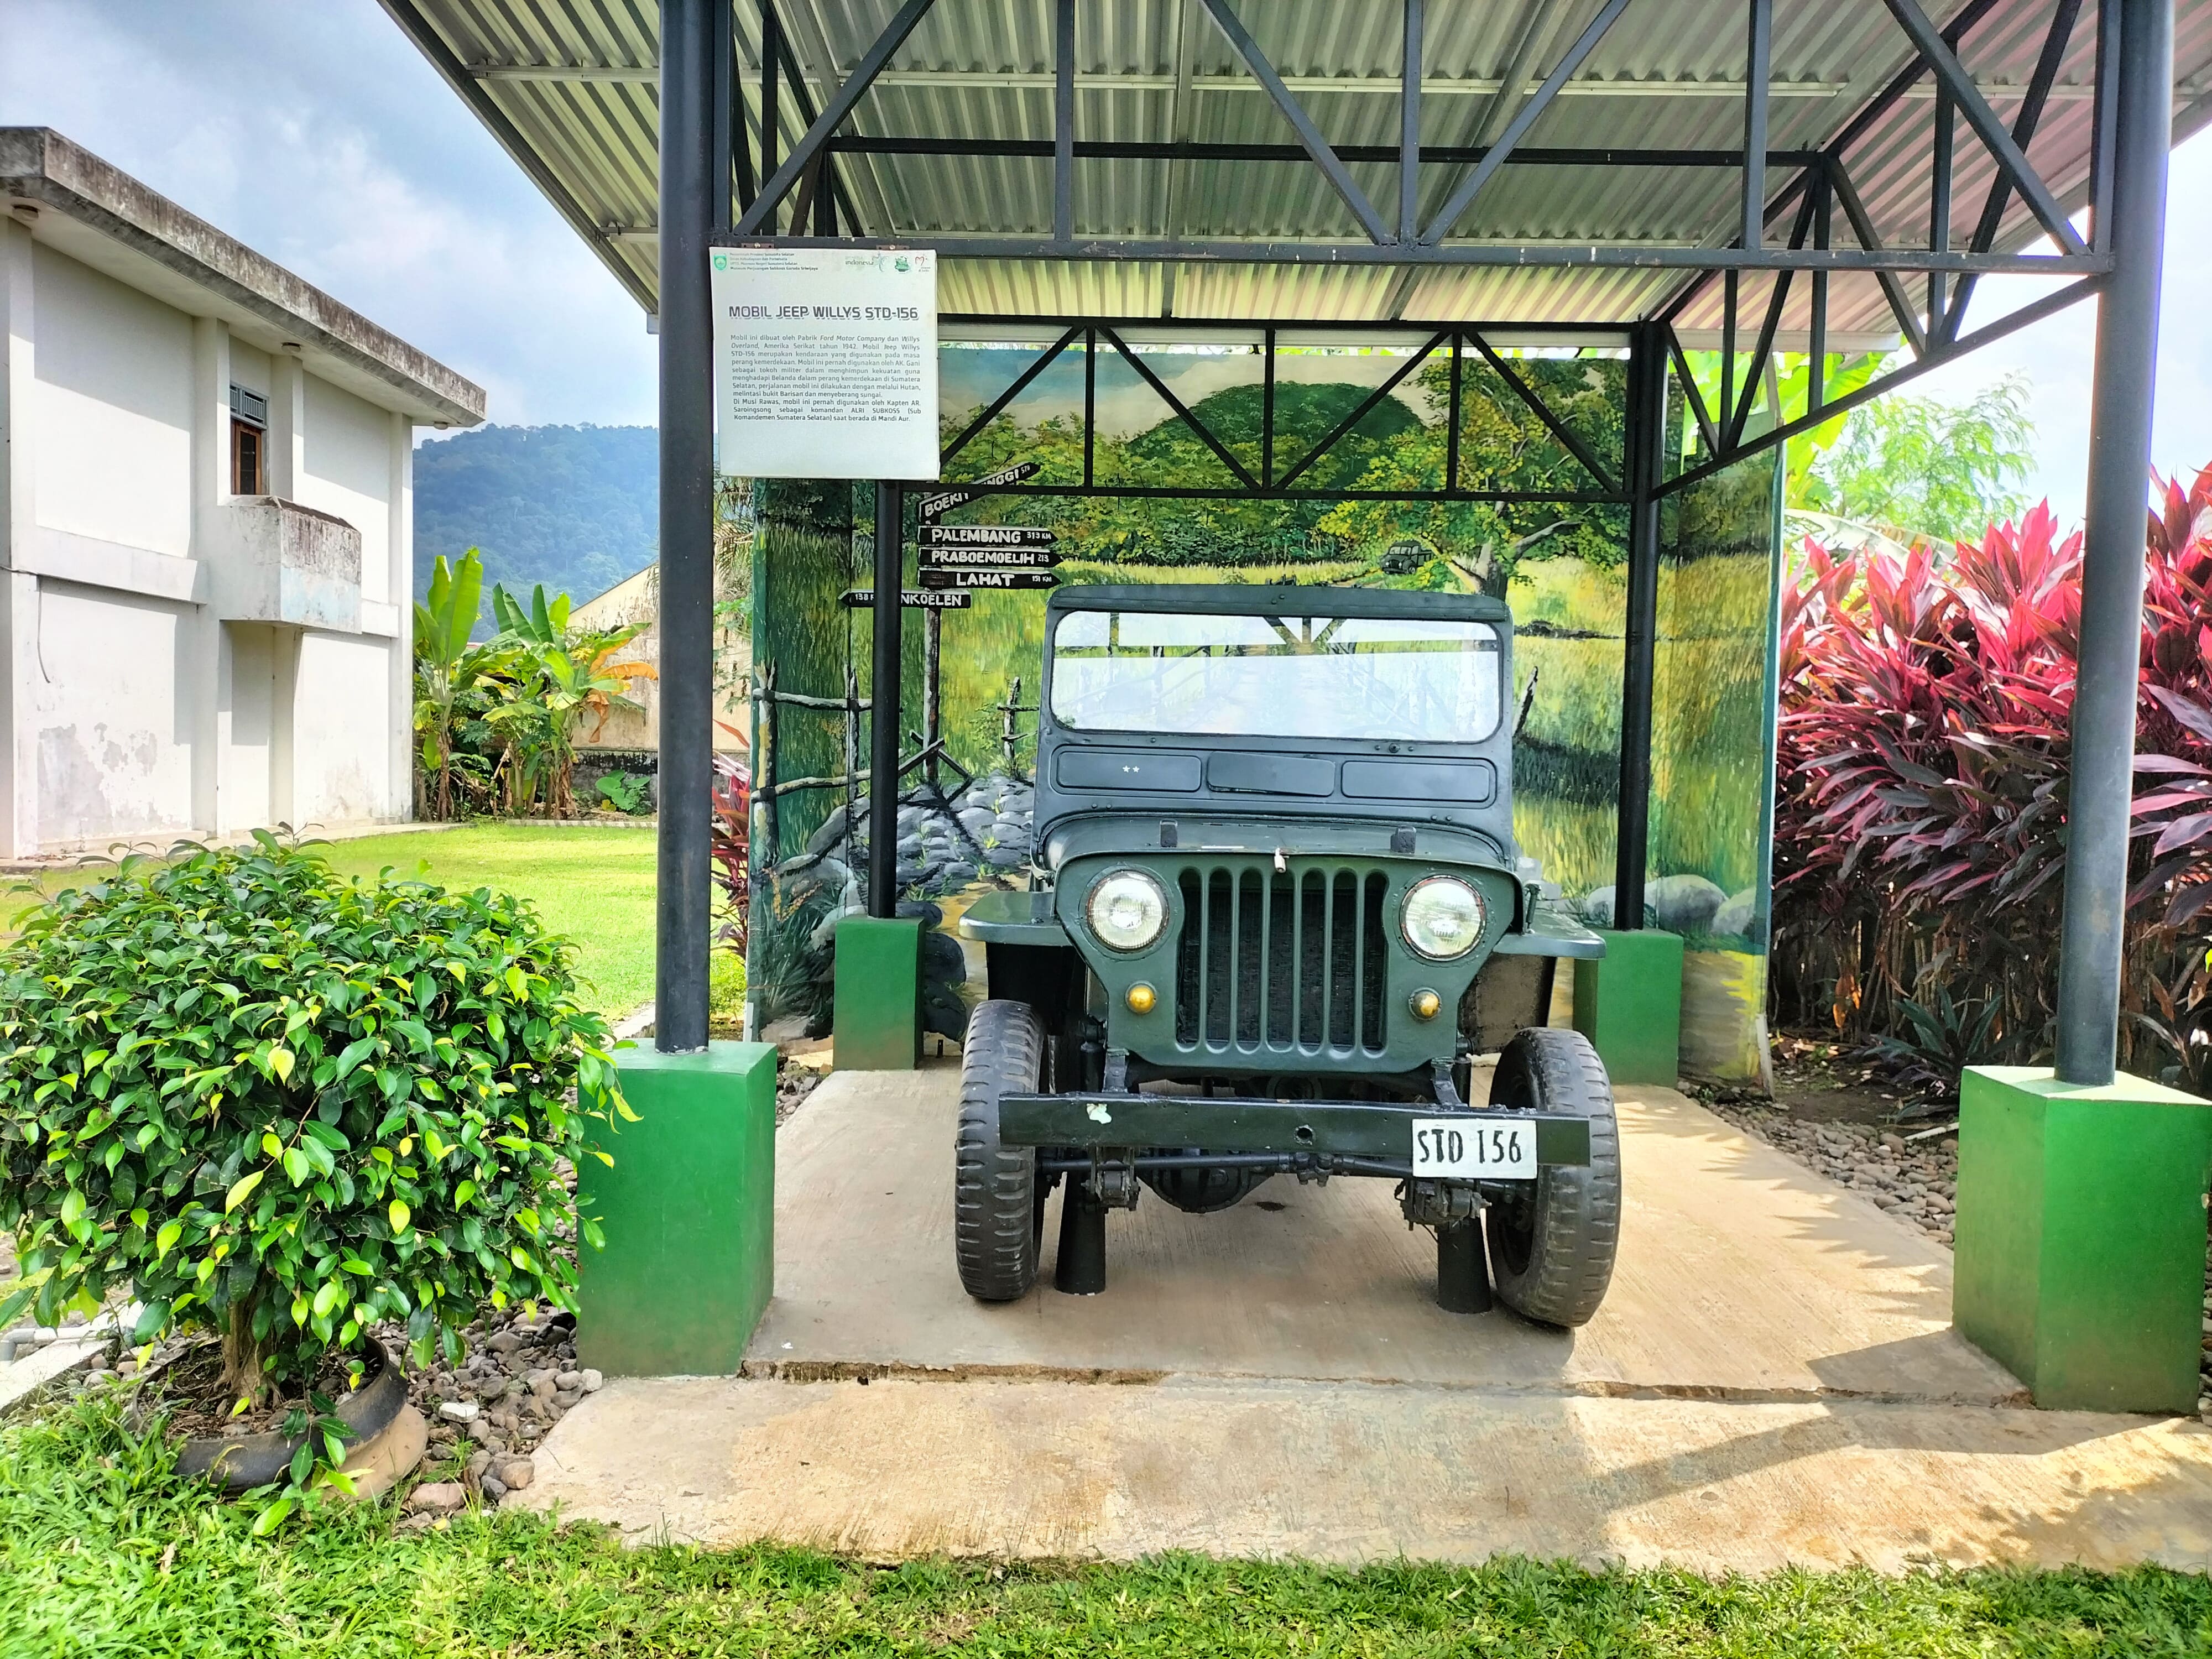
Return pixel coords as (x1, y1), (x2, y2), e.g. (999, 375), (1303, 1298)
(1173, 866), (1389, 1056)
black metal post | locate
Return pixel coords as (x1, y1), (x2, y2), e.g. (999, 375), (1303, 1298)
(1055, 1182), (1108, 1294)
(1436, 1217), (1493, 1314)
(656, 0), (716, 1053)
(2054, 0), (2171, 1086)
(869, 482), (904, 919)
(1613, 321), (1667, 931)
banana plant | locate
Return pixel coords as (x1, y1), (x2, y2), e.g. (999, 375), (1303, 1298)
(412, 549), (513, 820)
(486, 580), (655, 815)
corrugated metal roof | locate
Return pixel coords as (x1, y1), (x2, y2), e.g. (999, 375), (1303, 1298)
(383, 0), (2212, 332)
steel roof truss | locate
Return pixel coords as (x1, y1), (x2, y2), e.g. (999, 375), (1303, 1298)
(1941, 0), (2088, 343)
(1198, 0), (1394, 244)
(1097, 325), (1259, 491)
(1418, 0), (1636, 246)
(735, 0), (938, 236)
(1465, 332), (1621, 495)
(1877, 0), (2091, 255)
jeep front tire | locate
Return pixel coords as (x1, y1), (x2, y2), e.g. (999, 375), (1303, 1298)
(953, 999), (1047, 1301)
(1485, 1026), (1620, 1327)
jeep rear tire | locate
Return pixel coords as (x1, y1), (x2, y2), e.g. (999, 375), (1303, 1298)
(954, 999), (1047, 1301)
(1485, 1027), (1620, 1327)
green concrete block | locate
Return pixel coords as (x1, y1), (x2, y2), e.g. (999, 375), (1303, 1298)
(834, 915), (920, 1071)
(1572, 929), (1683, 1086)
(1955, 1065), (2212, 1413)
(577, 1042), (776, 1377)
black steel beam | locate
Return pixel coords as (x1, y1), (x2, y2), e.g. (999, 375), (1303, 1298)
(920, 483), (1620, 505)
(1467, 333), (1621, 494)
(1276, 332), (1446, 488)
(2056, 0), (2172, 1086)
(1742, 0), (1773, 253)
(1667, 325), (1720, 457)
(719, 233), (2106, 274)
(1098, 326), (1258, 488)
(1940, 0), (2085, 344)
(1053, 0), (1074, 243)
(655, 0), (717, 1051)
(1400, 0), (1424, 243)
(940, 324), (1083, 466)
(1830, 160), (1930, 356)
(826, 137), (1832, 168)
(870, 482), (904, 919)
(1614, 322), (1668, 934)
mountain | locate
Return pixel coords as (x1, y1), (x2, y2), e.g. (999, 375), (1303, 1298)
(412, 424), (658, 606)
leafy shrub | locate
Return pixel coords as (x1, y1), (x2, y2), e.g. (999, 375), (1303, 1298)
(0, 837), (630, 1406)
(1771, 462), (2212, 1094)
(596, 772), (650, 815)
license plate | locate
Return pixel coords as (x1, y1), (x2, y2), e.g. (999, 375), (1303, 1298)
(1410, 1117), (1537, 1180)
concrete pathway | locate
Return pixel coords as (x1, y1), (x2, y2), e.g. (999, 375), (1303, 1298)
(517, 1068), (2212, 1571)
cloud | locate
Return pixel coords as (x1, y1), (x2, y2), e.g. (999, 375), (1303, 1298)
(0, 0), (654, 430)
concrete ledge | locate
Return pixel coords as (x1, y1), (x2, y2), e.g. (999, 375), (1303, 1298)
(1956, 1065), (2212, 1413)
(1573, 928), (1683, 1086)
(577, 1042), (776, 1378)
(832, 917), (920, 1071)
(0, 1339), (105, 1418)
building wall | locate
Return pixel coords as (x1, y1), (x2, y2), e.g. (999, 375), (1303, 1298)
(30, 247), (192, 557)
(0, 219), (422, 855)
(33, 579), (195, 843)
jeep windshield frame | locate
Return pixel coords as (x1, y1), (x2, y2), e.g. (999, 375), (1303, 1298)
(1042, 586), (1512, 748)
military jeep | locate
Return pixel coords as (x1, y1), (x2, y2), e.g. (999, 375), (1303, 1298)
(954, 585), (1618, 1326)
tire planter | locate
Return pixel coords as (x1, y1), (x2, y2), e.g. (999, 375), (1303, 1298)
(173, 1339), (413, 1494)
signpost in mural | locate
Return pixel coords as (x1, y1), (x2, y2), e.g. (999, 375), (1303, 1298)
(919, 569), (1061, 591)
(841, 589), (972, 610)
(916, 462), (1038, 518)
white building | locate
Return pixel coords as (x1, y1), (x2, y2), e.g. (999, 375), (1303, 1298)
(0, 129), (485, 857)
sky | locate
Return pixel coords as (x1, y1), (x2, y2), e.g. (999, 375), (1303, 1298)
(2, 0), (2207, 515)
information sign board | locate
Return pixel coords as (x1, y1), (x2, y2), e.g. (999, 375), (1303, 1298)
(711, 248), (938, 480)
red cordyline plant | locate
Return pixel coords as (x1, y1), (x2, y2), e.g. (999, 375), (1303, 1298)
(1771, 462), (2212, 1096)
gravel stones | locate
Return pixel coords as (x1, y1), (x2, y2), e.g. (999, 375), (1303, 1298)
(389, 1307), (591, 1510)
(497, 1457), (535, 1491)
(1705, 1099), (1959, 1247)
(407, 1481), (467, 1516)
(581, 1368), (604, 1392)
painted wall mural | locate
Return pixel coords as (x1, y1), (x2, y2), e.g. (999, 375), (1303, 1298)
(743, 338), (1781, 1085)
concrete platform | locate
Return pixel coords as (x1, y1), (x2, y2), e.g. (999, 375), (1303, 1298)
(747, 1067), (2021, 1404)
(517, 1067), (2212, 1571)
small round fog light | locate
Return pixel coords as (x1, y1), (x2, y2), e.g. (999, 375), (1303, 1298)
(1126, 983), (1157, 1015)
(1408, 988), (1442, 1020)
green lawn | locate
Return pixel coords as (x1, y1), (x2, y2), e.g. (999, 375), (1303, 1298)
(3, 825), (662, 1020)
(2, 1396), (2209, 1658)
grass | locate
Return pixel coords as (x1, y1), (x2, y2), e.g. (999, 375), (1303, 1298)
(4, 1395), (2211, 1658)
(2, 823), (662, 1020)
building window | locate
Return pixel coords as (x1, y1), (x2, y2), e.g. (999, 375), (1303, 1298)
(229, 384), (268, 495)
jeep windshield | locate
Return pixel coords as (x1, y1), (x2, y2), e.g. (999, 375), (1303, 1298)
(1048, 607), (1502, 743)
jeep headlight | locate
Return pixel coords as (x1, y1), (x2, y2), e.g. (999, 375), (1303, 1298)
(1400, 875), (1486, 961)
(1084, 869), (1169, 953)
